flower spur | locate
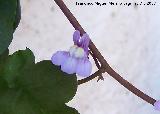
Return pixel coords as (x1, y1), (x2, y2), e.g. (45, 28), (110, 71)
(51, 30), (92, 77)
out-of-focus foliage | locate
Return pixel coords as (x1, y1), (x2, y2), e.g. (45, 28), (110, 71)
(0, 0), (21, 54)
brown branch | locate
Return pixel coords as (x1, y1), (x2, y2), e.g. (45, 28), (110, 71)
(53, 0), (157, 106)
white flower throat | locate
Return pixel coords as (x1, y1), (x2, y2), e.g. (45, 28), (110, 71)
(69, 45), (85, 59)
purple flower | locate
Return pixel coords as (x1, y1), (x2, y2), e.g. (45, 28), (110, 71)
(154, 100), (160, 111)
(51, 30), (92, 77)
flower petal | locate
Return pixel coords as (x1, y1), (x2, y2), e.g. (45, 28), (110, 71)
(73, 30), (80, 45)
(76, 58), (92, 77)
(154, 100), (160, 111)
(80, 33), (90, 54)
(61, 56), (77, 74)
(51, 51), (69, 66)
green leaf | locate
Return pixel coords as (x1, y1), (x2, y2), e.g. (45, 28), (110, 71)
(53, 105), (80, 114)
(0, 49), (9, 91)
(2, 48), (34, 88)
(0, 89), (43, 114)
(0, 89), (79, 114)
(18, 60), (78, 111)
(0, 49), (9, 65)
(0, 49), (79, 114)
(0, 0), (18, 54)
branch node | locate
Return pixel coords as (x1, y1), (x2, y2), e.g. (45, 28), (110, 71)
(97, 75), (104, 82)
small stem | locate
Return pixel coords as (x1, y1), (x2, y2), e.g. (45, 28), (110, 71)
(78, 69), (104, 85)
(89, 50), (101, 69)
(90, 50), (104, 81)
(53, 0), (156, 106)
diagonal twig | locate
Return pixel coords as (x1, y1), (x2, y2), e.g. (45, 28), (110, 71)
(53, 0), (157, 106)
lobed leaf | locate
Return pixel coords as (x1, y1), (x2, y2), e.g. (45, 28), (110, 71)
(0, 49), (79, 114)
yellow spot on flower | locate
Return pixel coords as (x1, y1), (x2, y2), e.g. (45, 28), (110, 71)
(69, 45), (78, 56)
(74, 47), (85, 58)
